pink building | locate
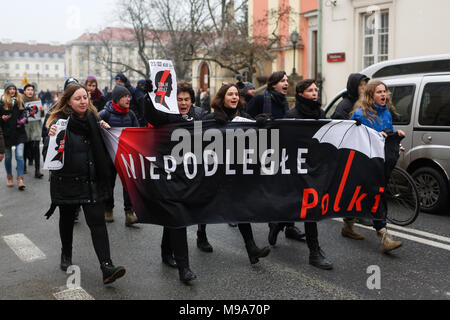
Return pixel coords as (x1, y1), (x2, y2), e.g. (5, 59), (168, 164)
(249, 0), (318, 82)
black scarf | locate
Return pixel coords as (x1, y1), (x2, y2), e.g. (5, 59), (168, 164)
(67, 111), (112, 185)
(223, 106), (239, 121)
(295, 95), (324, 119)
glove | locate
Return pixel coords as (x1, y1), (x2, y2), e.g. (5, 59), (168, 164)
(144, 80), (153, 93)
(17, 117), (27, 128)
(255, 115), (269, 128)
(382, 128), (395, 137)
(354, 118), (362, 126)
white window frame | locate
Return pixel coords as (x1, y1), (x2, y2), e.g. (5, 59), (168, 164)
(362, 10), (389, 68)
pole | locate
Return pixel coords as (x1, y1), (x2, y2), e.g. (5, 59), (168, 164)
(317, 0), (323, 102)
(292, 42), (297, 75)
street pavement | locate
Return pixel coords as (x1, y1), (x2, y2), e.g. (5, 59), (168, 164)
(0, 157), (449, 301)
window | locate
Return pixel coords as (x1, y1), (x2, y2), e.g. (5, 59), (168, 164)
(363, 11), (389, 68)
(55, 65), (59, 70)
(25, 64), (30, 70)
(419, 82), (450, 126)
(15, 64), (19, 70)
(5, 64), (9, 70)
(36, 64), (40, 70)
(325, 93), (345, 119)
(389, 85), (415, 125)
(373, 60), (450, 78)
(45, 64), (49, 70)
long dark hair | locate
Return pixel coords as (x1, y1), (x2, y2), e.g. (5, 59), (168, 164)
(211, 84), (244, 119)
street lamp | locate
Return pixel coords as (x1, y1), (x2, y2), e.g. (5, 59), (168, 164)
(290, 30), (299, 76)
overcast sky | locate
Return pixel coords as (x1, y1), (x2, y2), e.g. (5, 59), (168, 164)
(1, 0), (118, 44)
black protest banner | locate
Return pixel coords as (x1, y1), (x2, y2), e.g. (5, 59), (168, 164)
(101, 119), (387, 227)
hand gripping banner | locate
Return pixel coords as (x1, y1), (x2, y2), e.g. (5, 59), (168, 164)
(101, 119), (388, 228)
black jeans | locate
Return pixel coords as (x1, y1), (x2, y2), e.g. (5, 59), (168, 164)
(105, 167), (132, 212)
(24, 141), (41, 172)
(59, 203), (111, 264)
(161, 227), (189, 269)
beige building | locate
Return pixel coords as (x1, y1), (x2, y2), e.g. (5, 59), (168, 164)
(321, 0), (450, 105)
(66, 27), (161, 90)
(0, 40), (65, 92)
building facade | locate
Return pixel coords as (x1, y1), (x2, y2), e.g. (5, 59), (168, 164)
(192, 0), (318, 97)
(0, 41), (65, 92)
(65, 27), (162, 90)
(321, 0), (450, 105)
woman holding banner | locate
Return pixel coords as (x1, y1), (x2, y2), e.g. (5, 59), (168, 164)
(210, 83), (271, 265)
(285, 79), (333, 270)
(246, 71), (306, 246)
(45, 83), (126, 285)
(350, 80), (404, 253)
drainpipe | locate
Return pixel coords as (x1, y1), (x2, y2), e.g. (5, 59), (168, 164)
(317, 0), (323, 103)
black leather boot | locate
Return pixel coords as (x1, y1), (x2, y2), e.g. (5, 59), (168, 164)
(268, 223), (284, 245)
(307, 240), (333, 270)
(285, 225), (306, 241)
(196, 231), (213, 252)
(162, 253), (177, 268)
(178, 267), (197, 284)
(245, 239), (270, 264)
(34, 170), (44, 179)
(60, 253), (72, 271)
(101, 261), (126, 284)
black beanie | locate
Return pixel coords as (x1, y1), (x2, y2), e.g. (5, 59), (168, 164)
(112, 85), (130, 102)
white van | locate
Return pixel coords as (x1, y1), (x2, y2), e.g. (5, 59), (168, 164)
(324, 54), (450, 213)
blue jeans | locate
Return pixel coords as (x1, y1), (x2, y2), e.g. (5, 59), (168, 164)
(4, 144), (25, 177)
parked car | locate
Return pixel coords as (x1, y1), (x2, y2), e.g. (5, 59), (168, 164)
(324, 54), (450, 213)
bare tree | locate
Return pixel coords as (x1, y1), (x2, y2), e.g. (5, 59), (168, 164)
(89, 0), (298, 83)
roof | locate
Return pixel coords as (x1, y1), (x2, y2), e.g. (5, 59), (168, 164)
(73, 27), (170, 44)
(0, 42), (65, 58)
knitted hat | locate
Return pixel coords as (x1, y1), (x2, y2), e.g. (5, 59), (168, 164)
(4, 82), (16, 91)
(112, 85), (130, 102)
(115, 73), (128, 84)
(240, 82), (255, 95)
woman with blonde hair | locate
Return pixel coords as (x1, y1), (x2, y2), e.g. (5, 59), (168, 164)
(0, 82), (27, 189)
(45, 83), (126, 284)
(350, 80), (405, 253)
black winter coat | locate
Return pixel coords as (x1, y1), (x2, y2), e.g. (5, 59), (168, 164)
(0, 97), (28, 147)
(46, 115), (111, 205)
(331, 73), (369, 120)
(99, 101), (139, 128)
(0, 125), (5, 154)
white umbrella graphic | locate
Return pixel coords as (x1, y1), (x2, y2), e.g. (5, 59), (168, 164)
(313, 120), (385, 159)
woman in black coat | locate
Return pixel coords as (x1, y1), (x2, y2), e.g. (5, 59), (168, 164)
(285, 79), (333, 270)
(45, 83), (126, 284)
(211, 84), (271, 265)
(0, 82), (28, 189)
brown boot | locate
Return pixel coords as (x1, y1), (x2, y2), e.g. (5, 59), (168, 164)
(341, 219), (365, 240)
(17, 176), (26, 190)
(125, 210), (138, 227)
(105, 210), (114, 223)
(7, 175), (14, 187)
(377, 228), (402, 253)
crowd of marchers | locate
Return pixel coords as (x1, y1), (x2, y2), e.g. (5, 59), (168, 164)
(0, 69), (404, 286)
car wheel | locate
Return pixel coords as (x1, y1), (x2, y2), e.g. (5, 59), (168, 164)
(412, 166), (449, 214)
